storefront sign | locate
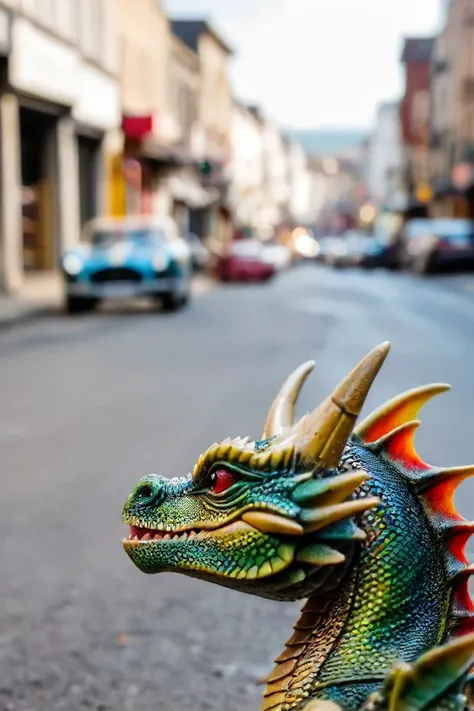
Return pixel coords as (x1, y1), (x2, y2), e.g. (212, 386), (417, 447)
(0, 7), (12, 56)
(74, 65), (120, 131)
(9, 18), (78, 105)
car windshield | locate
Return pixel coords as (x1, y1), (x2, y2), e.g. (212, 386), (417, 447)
(406, 219), (474, 244)
(433, 220), (474, 245)
(91, 228), (167, 249)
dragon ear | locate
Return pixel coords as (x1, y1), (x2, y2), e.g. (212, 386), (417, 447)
(263, 360), (316, 439)
(292, 342), (390, 469)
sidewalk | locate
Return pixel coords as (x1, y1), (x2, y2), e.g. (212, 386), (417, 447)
(0, 272), (217, 331)
(0, 272), (63, 331)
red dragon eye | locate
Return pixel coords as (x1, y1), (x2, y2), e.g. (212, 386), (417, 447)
(209, 468), (238, 494)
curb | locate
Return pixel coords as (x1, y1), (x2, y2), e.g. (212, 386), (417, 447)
(0, 276), (219, 333)
(0, 304), (59, 333)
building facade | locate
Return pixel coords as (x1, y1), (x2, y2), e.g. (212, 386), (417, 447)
(0, 0), (120, 293)
(399, 37), (435, 218)
(260, 119), (290, 232)
(165, 28), (220, 237)
(228, 100), (265, 233)
(171, 20), (234, 244)
(113, 0), (173, 219)
(285, 137), (311, 225)
(367, 102), (403, 209)
(430, 0), (474, 217)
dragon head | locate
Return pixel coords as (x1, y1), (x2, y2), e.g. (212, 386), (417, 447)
(122, 344), (389, 601)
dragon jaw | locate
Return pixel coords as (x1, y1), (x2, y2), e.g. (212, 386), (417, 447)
(121, 344), (388, 601)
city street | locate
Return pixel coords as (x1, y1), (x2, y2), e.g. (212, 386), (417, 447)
(2, 265), (474, 711)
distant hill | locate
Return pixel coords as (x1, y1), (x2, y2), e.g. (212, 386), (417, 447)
(287, 129), (368, 157)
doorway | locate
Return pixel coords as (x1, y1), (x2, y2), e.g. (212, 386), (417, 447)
(78, 135), (100, 228)
(19, 107), (56, 271)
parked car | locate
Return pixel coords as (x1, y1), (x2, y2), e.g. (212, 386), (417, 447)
(359, 241), (396, 270)
(60, 216), (192, 314)
(261, 243), (292, 272)
(216, 240), (276, 282)
(186, 232), (209, 272)
(323, 238), (349, 267)
(402, 218), (474, 274)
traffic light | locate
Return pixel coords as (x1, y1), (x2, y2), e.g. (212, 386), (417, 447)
(199, 160), (212, 177)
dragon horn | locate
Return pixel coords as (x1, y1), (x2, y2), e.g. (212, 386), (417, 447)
(294, 342), (391, 468)
(262, 360), (316, 438)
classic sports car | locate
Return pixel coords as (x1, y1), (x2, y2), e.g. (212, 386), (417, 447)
(60, 217), (193, 314)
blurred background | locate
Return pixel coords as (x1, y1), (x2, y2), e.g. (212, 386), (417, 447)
(1, 1), (474, 710)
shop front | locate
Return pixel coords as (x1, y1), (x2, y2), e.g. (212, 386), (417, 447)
(167, 171), (219, 236)
(19, 105), (58, 271)
(0, 5), (13, 290)
(0, 17), (120, 291)
(3, 17), (78, 286)
(121, 114), (195, 223)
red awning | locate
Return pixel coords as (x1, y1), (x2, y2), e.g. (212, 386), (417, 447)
(122, 115), (153, 139)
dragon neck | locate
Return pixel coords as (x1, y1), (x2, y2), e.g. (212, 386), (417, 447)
(261, 568), (358, 711)
(261, 444), (454, 711)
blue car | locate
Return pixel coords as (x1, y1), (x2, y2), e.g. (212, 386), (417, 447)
(60, 217), (193, 314)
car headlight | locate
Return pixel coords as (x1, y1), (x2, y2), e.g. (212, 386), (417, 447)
(153, 253), (170, 271)
(62, 253), (83, 276)
(294, 234), (320, 258)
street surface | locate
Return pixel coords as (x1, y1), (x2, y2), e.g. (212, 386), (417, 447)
(1, 265), (474, 711)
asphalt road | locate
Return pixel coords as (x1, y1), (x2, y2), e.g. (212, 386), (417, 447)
(1, 265), (474, 711)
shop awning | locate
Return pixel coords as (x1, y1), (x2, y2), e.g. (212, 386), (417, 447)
(168, 175), (219, 208)
(140, 137), (195, 167)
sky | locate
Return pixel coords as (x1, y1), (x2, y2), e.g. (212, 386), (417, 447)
(163, 0), (444, 131)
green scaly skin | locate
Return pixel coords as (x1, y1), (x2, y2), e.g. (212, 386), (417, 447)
(121, 345), (474, 711)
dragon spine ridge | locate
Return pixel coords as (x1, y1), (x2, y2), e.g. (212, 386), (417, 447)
(122, 343), (474, 710)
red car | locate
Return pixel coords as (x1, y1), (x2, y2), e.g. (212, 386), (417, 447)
(216, 241), (276, 282)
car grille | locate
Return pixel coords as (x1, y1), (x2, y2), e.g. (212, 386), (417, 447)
(90, 268), (142, 284)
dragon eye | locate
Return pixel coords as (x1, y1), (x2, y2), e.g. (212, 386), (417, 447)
(209, 468), (238, 494)
(139, 485), (153, 498)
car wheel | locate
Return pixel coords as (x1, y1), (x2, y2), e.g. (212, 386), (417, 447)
(66, 296), (97, 315)
(162, 292), (185, 312)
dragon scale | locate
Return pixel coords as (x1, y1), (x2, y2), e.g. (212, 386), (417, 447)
(122, 343), (474, 710)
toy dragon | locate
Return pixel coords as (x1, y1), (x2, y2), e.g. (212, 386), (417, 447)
(122, 342), (474, 710)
